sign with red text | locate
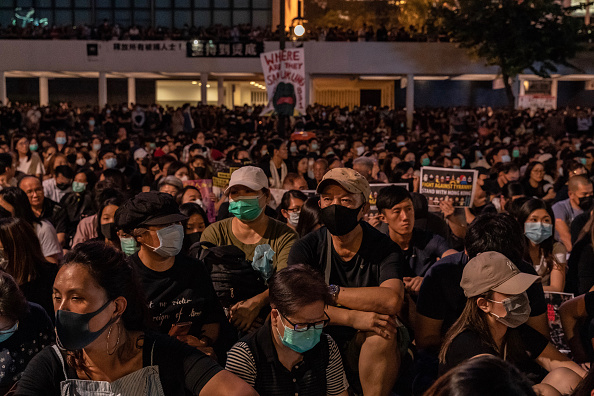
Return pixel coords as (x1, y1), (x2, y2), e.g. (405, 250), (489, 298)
(260, 48), (306, 117)
(420, 167), (478, 208)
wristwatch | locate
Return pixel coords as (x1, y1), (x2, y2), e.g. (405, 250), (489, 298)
(328, 284), (341, 303)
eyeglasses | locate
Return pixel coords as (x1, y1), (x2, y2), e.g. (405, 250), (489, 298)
(286, 207), (302, 214)
(280, 311), (330, 332)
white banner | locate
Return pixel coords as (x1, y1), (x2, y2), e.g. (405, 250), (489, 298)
(260, 48), (306, 117)
(517, 95), (556, 110)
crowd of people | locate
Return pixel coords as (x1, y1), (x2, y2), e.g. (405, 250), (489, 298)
(0, 100), (594, 395)
(0, 20), (436, 42)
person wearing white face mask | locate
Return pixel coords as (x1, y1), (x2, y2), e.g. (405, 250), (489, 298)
(278, 190), (307, 231)
(115, 192), (226, 356)
(439, 251), (585, 395)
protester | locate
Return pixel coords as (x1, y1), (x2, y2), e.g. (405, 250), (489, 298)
(115, 192), (226, 354)
(226, 264), (349, 395)
(552, 175), (593, 251)
(288, 168), (405, 396)
(0, 272), (54, 395)
(15, 241), (258, 396)
(439, 251), (585, 395)
(277, 189), (307, 230)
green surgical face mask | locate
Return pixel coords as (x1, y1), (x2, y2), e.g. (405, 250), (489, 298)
(421, 157), (431, 166)
(228, 195), (263, 222)
(119, 236), (139, 256)
(72, 181), (86, 193)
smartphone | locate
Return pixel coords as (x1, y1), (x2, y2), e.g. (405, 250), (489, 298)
(169, 322), (192, 336)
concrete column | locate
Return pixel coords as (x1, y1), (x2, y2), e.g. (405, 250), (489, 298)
(98, 71), (108, 108)
(0, 71), (7, 105)
(39, 77), (49, 107)
(406, 74), (414, 131)
(127, 77), (136, 106)
(200, 73), (208, 104)
(217, 76), (225, 106)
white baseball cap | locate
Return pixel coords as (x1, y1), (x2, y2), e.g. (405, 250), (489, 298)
(224, 166), (269, 195)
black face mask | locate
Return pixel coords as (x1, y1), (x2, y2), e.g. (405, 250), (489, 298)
(55, 299), (114, 350)
(66, 154), (77, 164)
(194, 167), (207, 179)
(183, 232), (202, 252)
(56, 182), (70, 191)
(320, 204), (363, 236)
(100, 222), (117, 240)
(579, 196), (594, 211)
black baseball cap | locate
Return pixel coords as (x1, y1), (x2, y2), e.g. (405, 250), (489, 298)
(115, 191), (188, 232)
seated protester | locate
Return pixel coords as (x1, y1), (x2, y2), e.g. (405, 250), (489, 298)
(0, 187), (63, 264)
(158, 175), (184, 197)
(115, 192), (225, 355)
(259, 139), (289, 189)
(179, 202), (209, 253)
(491, 182), (526, 214)
(566, 217), (594, 295)
(72, 184), (123, 247)
(55, 169), (96, 248)
(424, 355), (536, 396)
(178, 185), (213, 219)
(277, 190), (307, 231)
(18, 175), (63, 230)
(15, 241), (258, 396)
(296, 195), (321, 238)
(483, 162), (520, 198)
(377, 185), (457, 295)
(226, 264), (349, 396)
(0, 152), (19, 190)
(287, 168), (405, 396)
(13, 134), (44, 178)
(282, 172), (309, 191)
(521, 161), (555, 201)
(201, 166), (298, 331)
(42, 165), (74, 204)
(552, 175), (593, 252)
(409, 193), (450, 240)
(0, 272), (54, 395)
(553, 160), (588, 203)
(514, 198), (567, 292)
(439, 252), (585, 395)
(413, 214), (548, 395)
(0, 217), (57, 318)
(98, 168), (128, 192)
(94, 195), (125, 250)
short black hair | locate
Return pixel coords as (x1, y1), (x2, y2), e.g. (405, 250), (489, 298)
(55, 165), (75, 179)
(376, 185), (412, 213)
(0, 153), (12, 175)
(465, 213), (525, 265)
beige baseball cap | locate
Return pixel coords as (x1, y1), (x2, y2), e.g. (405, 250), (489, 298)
(224, 166), (269, 195)
(316, 167), (371, 202)
(461, 251), (540, 298)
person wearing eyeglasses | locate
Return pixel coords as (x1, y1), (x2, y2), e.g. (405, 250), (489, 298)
(225, 264), (349, 396)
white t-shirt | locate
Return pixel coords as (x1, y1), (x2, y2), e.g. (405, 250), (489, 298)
(17, 154), (44, 176)
(35, 220), (63, 260)
(43, 178), (70, 203)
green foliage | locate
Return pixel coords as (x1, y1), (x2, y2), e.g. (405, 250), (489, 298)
(433, 0), (582, 104)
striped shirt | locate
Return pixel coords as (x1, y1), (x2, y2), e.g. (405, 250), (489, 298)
(226, 333), (348, 395)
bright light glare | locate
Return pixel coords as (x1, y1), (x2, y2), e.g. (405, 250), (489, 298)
(294, 24), (305, 37)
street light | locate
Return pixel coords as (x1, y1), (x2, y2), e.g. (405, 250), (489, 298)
(294, 24), (305, 37)
(291, 1), (306, 40)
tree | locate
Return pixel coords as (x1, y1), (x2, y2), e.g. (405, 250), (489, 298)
(434, 0), (582, 106)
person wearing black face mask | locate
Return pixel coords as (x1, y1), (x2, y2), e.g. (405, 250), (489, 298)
(179, 202), (209, 254)
(552, 176), (593, 252)
(43, 165), (74, 204)
(287, 168), (406, 396)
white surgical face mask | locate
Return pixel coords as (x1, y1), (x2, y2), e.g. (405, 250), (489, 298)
(288, 211), (300, 227)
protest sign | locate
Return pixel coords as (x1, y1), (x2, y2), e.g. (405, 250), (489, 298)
(260, 48), (306, 117)
(419, 167), (478, 207)
(368, 183), (409, 214)
(544, 291), (575, 355)
(183, 179), (216, 223)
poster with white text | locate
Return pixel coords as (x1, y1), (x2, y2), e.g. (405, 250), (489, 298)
(419, 167), (478, 208)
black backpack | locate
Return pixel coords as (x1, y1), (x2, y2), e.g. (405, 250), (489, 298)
(189, 242), (267, 308)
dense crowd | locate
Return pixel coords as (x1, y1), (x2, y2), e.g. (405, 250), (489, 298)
(1, 100), (594, 395)
(0, 20), (436, 42)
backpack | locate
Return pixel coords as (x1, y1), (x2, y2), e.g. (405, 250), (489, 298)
(189, 242), (267, 308)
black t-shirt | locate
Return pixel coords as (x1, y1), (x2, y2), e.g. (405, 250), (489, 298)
(0, 303), (54, 395)
(417, 252), (547, 334)
(287, 221), (404, 288)
(130, 253), (226, 337)
(571, 212), (590, 245)
(440, 325), (549, 376)
(19, 262), (57, 320)
(400, 228), (452, 278)
(566, 237), (594, 295)
(15, 332), (222, 396)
